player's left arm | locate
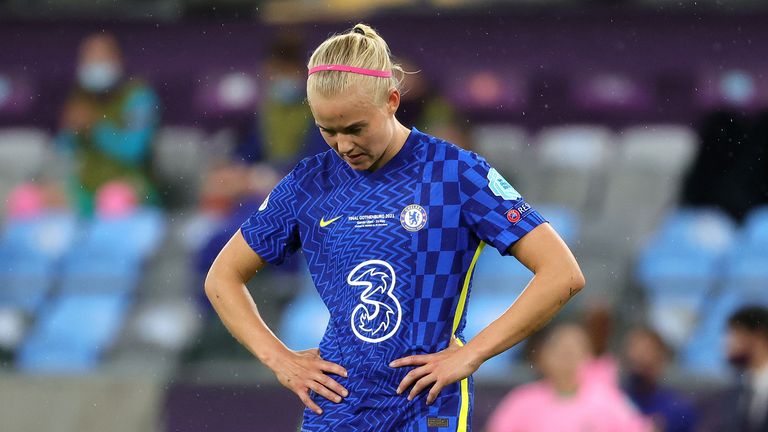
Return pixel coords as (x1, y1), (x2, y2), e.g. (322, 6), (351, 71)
(391, 222), (585, 404)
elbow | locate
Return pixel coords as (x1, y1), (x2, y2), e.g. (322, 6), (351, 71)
(568, 266), (586, 296)
(203, 269), (219, 301)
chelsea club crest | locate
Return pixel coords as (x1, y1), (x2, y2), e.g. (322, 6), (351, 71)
(400, 204), (427, 232)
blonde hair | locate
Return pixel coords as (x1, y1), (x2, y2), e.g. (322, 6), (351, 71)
(307, 24), (404, 106)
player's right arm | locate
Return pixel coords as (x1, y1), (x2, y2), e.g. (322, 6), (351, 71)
(205, 229), (349, 415)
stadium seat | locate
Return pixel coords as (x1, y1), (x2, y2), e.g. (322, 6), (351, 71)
(597, 125), (698, 242)
(0, 248), (54, 312)
(636, 246), (721, 348)
(152, 126), (207, 207)
(534, 204), (579, 245)
(464, 293), (518, 378)
(0, 307), (26, 354)
(129, 299), (201, 351)
(652, 207), (736, 253)
(742, 205), (768, 249)
(0, 128), (49, 183)
(470, 124), (531, 191)
(279, 290), (329, 351)
(472, 245), (532, 298)
(535, 125), (614, 214)
(81, 207), (166, 260)
(1, 211), (78, 259)
(722, 248), (768, 300)
(17, 293), (130, 373)
(635, 207), (736, 349)
(682, 289), (764, 376)
(59, 250), (141, 295)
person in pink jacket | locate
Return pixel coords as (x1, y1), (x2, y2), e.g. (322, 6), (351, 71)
(486, 323), (650, 432)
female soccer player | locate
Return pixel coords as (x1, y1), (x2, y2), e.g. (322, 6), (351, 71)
(205, 24), (585, 431)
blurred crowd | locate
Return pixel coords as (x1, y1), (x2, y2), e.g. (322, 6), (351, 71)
(2, 25), (768, 432)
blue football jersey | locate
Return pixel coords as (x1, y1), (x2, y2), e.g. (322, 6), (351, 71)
(241, 128), (546, 431)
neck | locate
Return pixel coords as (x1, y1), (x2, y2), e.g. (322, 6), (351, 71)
(551, 375), (579, 396)
(753, 352), (768, 372)
(367, 120), (410, 172)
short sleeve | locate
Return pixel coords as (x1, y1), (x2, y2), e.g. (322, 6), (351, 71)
(240, 170), (301, 265)
(459, 153), (546, 255)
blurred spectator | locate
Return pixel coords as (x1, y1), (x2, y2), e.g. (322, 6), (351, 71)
(699, 306), (768, 432)
(6, 180), (68, 220)
(195, 32), (319, 228)
(234, 31), (325, 169)
(623, 326), (698, 432)
(486, 323), (650, 432)
(56, 32), (161, 217)
(681, 111), (763, 221)
(581, 303), (620, 387)
(397, 60), (470, 149)
(753, 109), (768, 205)
(194, 32), (320, 295)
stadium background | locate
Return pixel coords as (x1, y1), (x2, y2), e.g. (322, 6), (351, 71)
(0, 0), (767, 430)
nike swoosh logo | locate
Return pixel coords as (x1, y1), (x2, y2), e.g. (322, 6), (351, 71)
(319, 216), (343, 228)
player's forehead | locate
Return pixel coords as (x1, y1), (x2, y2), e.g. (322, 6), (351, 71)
(308, 86), (377, 129)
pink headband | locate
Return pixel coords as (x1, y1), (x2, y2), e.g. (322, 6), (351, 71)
(308, 64), (392, 78)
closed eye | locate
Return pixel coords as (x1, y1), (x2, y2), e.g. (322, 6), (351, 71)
(317, 123), (366, 136)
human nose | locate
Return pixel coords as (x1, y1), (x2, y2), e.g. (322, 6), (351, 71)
(336, 134), (355, 154)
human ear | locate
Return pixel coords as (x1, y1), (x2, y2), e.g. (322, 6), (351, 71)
(387, 88), (400, 115)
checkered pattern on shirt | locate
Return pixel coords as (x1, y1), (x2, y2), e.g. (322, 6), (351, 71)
(239, 129), (545, 432)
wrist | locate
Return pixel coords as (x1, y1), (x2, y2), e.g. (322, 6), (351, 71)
(255, 341), (292, 370)
(463, 342), (488, 370)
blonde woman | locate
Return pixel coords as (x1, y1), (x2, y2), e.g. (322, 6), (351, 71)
(205, 24), (585, 431)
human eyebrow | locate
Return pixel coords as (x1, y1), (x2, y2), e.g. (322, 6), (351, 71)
(316, 121), (367, 133)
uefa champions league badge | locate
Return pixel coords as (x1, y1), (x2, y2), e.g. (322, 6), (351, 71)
(400, 204), (427, 232)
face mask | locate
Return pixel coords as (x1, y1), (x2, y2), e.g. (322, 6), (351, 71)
(269, 77), (303, 104)
(728, 352), (751, 371)
(78, 61), (121, 93)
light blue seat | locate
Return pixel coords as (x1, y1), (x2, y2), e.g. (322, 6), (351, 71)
(82, 207), (166, 259)
(472, 246), (532, 297)
(0, 248), (54, 312)
(742, 206), (768, 250)
(636, 246), (720, 348)
(464, 293), (518, 378)
(722, 248), (768, 299)
(653, 207), (736, 253)
(17, 293), (129, 373)
(682, 290), (765, 376)
(58, 249), (141, 295)
(1, 211), (78, 259)
(635, 207), (735, 347)
(279, 291), (329, 351)
(535, 204), (579, 245)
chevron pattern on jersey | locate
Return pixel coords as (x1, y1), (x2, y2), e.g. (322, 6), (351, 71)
(241, 128), (546, 432)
